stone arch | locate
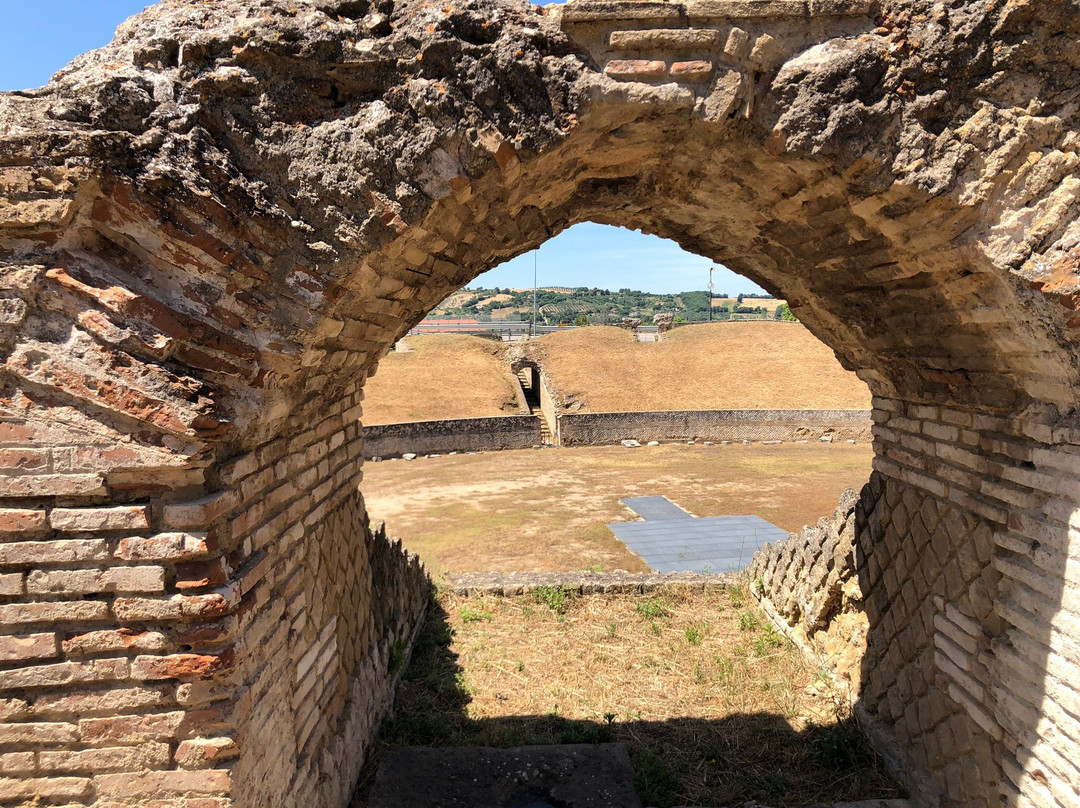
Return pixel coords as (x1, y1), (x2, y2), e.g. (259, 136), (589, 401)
(2, 1), (1080, 807)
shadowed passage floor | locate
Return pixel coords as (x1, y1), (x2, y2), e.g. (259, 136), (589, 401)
(608, 496), (789, 573)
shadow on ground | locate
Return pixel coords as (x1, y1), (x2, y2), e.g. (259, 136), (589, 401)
(351, 600), (907, 808)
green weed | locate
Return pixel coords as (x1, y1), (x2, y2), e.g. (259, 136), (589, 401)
(738, 610), (760, 632)
(636, 596), (671, 619)
(459, 605), (492, 623)
(753, 625), (784, 656)
(534, 585), (576, 613)
(685, 625), (703, 646)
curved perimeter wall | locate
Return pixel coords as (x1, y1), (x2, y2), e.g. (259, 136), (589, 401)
(557, 409), (872, 446)
(361, 409), (871, 458)
(362, 415), (543, 458)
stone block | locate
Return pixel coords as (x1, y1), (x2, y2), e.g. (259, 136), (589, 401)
(0, 473), (106, 497)
(0, 776), (90, 802)
(0, 658), (129, 691)
(604, 59), (668, 79)
(63, 628), (168, 657)
(116, 531), (212, 561)
(0, 600), (110, 626)
(175, 737), (240, 769)
(0, 539), (109, 566)
(0, 508), (48, 535)
(38, 742), (171, 773)
(0, 752), (34, 775)
(49, 505), (150, 532)
(671, 60), (714, 80)
(94, 768), (233, 796)
(26, 565), (165, 595)
(79, 711), (187, 744)
(609, 28), (721, 51)
(162, 491), (240, 530)
(132, 651), (235, 681)
(0, 721), (78, 745)
(0, 632), (58, 663)
(0, 572), (23, 596)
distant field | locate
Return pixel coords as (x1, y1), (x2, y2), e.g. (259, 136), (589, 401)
(534, 323), (871, 412)
(363, 335), (520, 424)
(713, 296), (786, 312)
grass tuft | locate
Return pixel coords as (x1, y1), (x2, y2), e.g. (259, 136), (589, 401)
(636, 596), (671, 619)
(533, 584), (576, 613)
(458, 605), (493, 623)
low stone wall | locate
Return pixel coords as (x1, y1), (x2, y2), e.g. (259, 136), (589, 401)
(748, 485), (866, 686)
(747, 474), (947, 808)
(557, 409), (872, 446)
(445, 569), (738, 596)
(362, 415), (543, 458)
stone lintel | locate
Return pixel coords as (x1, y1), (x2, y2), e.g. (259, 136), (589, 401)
(562, 0), (871, 27)
(561, 1), (687, 24)
(609, 28), (722, 51)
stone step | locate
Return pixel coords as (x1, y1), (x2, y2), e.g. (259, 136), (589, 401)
(366, 743), (643, 807)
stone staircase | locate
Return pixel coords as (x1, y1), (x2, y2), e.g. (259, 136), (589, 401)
(517, 368), (555, 445)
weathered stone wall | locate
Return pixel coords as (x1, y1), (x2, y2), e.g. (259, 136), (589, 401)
(558, 408), (871, 445)
(749, 484), (866, 684)
(361, 414), (543, 458)
(3, 0), (1080, 807)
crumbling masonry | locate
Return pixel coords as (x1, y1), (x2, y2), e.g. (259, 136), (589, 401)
(1, 0), (1080, 807)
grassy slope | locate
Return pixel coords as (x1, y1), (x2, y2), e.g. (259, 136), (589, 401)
(363, 335), (520, 425)
(362, 322), (872, 424)
(535, 322), (872, 412)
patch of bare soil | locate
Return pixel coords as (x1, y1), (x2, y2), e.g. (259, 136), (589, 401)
(362, 443), (873, 579)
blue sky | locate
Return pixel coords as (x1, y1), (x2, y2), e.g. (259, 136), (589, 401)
(0, 1), (766, 296)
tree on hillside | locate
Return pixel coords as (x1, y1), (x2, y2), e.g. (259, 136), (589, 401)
(775, 303), (798, 322)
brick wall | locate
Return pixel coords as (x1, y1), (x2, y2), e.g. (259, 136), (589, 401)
(0, 388), (428, 808)
(750, 398), (1080, 808)
(3, 1), (1080, 807)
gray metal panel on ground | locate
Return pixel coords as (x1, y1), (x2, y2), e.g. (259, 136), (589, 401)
(619, 496), (694, 521)
(607, 508), (789, 574)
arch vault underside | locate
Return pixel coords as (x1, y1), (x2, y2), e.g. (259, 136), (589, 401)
(2, 0), (1080, 806)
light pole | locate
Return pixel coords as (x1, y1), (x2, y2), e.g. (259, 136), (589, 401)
(532, 251), (538, 337)
(708, 266), (714, 322)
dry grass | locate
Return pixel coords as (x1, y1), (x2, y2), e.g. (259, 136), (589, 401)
(535, 323), (872, 412)
(362, 443), (873, 578)
(363, 335), (520, 424)
(362, 584), (904, 807)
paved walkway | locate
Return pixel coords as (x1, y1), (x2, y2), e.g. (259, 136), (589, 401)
(608, 496), (789, 574)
